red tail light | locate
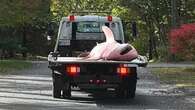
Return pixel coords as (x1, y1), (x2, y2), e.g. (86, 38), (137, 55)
(66, 65), (80, 76)
(107, 16), (112, 21)
(117, 67), (129, 76)
(69, 15), (75, 21)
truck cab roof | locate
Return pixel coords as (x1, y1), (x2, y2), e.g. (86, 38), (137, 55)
(61, 15), (122, 22)
(54, 15), (125, 57)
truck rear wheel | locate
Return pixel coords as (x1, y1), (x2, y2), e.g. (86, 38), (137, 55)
(62, 82), (71, 98)
(52, 73), (62, 98)
(116, 86), (135, 99)
(53, 83), (61, 98)
(116, 78), (136, 99)
(129, 82), (136, 98)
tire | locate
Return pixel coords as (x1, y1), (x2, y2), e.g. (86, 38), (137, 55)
(52, 73), (62, 98)
(62, 82), (71, 99)
(116, 87), (125, 98)
(116, 86), (135, 99)
(128, 78), (136, 98)
(116, 78), (137, 99)
(129, 81), (136, 98)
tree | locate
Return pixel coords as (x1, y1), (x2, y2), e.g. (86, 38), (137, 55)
(119, 0), (195, 61)
(51, 0), (119, 21)
(0, 0), (51, 58)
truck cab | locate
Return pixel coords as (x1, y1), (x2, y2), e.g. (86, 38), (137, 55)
(48, 15), (145, 99)
(54, 15), (125, 57)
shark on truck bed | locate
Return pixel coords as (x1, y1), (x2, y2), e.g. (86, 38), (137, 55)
(84, 26), (139, 61)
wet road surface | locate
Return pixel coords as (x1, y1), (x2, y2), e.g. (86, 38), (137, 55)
(0, 61), (195, 110)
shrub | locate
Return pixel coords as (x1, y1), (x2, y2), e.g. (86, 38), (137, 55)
(0, 39), (21, 58)
(169, 23), (195, 61)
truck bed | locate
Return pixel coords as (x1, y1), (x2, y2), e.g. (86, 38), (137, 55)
(48, 56), (147, 67)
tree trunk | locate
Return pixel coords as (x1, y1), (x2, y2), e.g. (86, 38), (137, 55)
(22, 26), (27, 58)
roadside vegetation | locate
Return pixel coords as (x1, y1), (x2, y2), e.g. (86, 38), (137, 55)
(151, 67), (195, 88)
(0, 60), (32, 74)
(1, 0), (195, 62)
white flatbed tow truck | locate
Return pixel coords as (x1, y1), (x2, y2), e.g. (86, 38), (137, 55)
(48, 15), (147, 99)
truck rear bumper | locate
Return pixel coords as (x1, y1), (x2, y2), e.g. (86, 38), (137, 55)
(71, 75), (136, 90)
(77, 83), (118, 89)
(71, 75), (121, 89)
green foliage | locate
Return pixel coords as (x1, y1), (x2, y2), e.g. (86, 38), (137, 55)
(0, 60), (32, 74)
(156, 46), (169, 61)
(0, 0), (51, 58)
(132, 37), (148, 56)
(0, 36), (27, 58)
(0, 0), (195, 61)
(0, 0), (51, 27)
(0, 39), (19, 51)
(151, 67), (195, 88)
(118, 0), (195, 61)
(51, 0), (119, 21)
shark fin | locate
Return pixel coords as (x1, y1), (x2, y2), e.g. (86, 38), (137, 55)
(102, 26), (115, 43)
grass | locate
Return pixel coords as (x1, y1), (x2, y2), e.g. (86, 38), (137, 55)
(0, 60), (32, 74)
(151, 67), (195, 88)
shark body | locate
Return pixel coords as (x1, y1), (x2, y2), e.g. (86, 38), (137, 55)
(86, 26), (138, 61)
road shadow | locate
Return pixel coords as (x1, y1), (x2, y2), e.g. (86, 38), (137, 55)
(67, 88), (192, 110)
(0, 62), (194, 110)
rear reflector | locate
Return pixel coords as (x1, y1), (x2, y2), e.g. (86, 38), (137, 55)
(96, 80), (100, 83)
(89, 80), (93, 83)
(89, 79), (107, 84)
(66, 65), (80, 76)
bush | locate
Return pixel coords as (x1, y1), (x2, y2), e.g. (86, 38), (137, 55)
(169, 23), (195, 61)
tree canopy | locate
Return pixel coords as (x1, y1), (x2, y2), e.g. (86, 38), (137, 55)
(0, 0), (195, 61)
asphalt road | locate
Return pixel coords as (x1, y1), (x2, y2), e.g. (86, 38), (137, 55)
(0, 61), (195, 110)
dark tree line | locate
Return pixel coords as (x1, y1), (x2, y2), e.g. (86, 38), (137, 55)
(0, 0), (195, 61)
(0, 0), (51, 59)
